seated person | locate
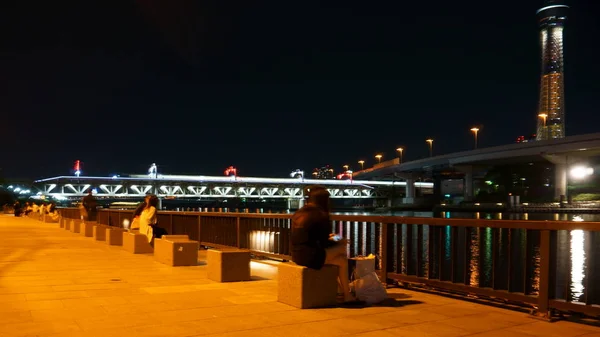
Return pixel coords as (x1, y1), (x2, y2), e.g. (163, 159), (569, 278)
(129, 195), (149, 231)
(291, 185), (356, 303)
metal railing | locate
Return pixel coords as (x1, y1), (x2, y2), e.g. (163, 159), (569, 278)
(58, 207), (600, 318)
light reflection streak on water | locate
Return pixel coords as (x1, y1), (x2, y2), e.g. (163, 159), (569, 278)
(445, 226), (451, 275)
(470, 228), (480, 287)
(570, 229), (585, 302)
(484, 227), (492, 286)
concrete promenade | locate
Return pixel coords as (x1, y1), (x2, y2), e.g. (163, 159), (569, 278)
(1, 215), (600, 336)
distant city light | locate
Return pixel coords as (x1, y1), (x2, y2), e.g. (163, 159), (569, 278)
(74, 160), (81, 176)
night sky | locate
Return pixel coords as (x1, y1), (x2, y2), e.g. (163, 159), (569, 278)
(1, 1), (599, 180)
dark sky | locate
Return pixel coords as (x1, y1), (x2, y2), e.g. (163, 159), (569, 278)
(1, 1), (598, 179)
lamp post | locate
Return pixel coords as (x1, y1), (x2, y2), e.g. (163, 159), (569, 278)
(538, 113), (548, 140)
(396, 147), (404, 164)
(375, 154), (383, 164)
(470, 127), (479, 149)
(358, 160), (365, 170)
(426, 139), (433, 157)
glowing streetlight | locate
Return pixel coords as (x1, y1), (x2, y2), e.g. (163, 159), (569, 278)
(375, 154), (383, 164)
(538, 113), (548, 140)
(396, 147), (404, 164)
(426, 139), (433, 157)
(470, 127), (480, 149)
(570, 166), (593, 180)
(358, 160), (365, 170)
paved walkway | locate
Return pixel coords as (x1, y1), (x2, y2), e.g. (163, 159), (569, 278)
(1, 215), (600, 337)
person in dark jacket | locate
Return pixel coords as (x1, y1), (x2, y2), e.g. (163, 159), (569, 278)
(13, 201), (22, 217)
(82, 191), (98, 221)
(291, 185), (355, 303)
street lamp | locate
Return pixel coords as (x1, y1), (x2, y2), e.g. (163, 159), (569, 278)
(358, 160), (365, 170)
(396, 147), (404, 164)
(375, 154), (383, 163)
(538, 113), (548, 140)
(470, 127), (479, 149)
(426, 139), (433, 157)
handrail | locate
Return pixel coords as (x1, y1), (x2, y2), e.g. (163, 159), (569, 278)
(58, 207), (600, 231)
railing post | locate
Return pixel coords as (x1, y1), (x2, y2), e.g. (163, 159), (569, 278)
(169, 214), (174, 234)
(198, 215), (202, 243)
(380, 223), (388, 284)
(537, 229), (551, 318)
(236, 216), (241, 248)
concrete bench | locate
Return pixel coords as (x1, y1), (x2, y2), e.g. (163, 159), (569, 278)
(69, 220), (81, 233)
(81, 221), (98, 237)
(277, 262), (339, 309)
(207, 248), (251, 282)
(43, 214), (59, 223)
(93, 224), (109, 241)
(154, 235), (199, 266)
(122, 232), (153, 254)
(105, 227), (127, 246)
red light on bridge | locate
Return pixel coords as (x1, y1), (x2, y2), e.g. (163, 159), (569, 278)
(224, 166), (237, 176)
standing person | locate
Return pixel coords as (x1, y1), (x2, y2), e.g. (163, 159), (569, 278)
(13, 201), (22, 217)
(82, 190), (98, 221)
(291, 185), (356, 303)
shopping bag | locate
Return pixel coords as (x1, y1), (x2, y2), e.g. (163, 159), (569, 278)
(351, 271), (388, 304)
(348, 254), (376, 280)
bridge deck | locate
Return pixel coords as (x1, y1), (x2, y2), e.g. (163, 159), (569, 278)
(1, 215), (599, 337)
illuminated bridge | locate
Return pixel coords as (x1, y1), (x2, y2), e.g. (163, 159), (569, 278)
(34, 174), (433, 200)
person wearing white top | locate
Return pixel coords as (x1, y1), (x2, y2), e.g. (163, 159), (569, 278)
(139, 195), (158, 243)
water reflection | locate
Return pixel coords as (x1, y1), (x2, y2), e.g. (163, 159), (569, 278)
(570, 230), (585, 302)
(469, 228), (480, 287)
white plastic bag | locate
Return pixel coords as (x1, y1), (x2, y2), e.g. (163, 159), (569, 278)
(351, 271), (388, 304)
(349, 254), (376, 279)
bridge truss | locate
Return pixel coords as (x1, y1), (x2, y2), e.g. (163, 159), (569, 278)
(34, 175), (433, 200)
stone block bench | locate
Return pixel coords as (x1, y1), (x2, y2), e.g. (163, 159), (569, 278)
(106, 227), (127, 246)
(43, 214), (59, 223)
(81, 221), (98, 237)
(154, 235), (199, 266)
(122, 232), (153, 254)
(59, 217), (67, 228)
(69, 220), (81, 233)
(207, 248), (251, 282)
(93, 224), (109, 241)
(277, 263), (339, 309)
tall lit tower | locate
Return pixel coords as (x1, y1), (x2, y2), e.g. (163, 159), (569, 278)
(536, 1), (568, 141)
